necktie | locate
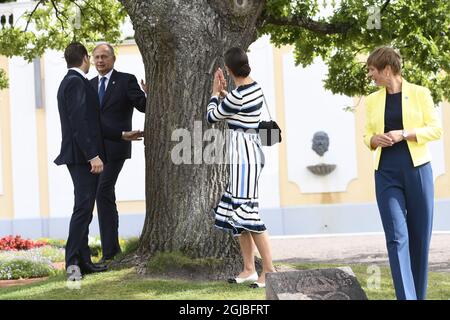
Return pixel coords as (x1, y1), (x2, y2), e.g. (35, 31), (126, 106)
(99, 76), (107, 106)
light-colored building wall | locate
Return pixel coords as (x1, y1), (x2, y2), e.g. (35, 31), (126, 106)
(0, 56), (14, 221)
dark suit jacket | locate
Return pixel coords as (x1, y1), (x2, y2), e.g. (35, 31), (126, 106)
(90, 70), (146, 161)
(54, 70), (122, 165)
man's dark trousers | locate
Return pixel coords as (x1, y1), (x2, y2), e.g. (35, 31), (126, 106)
(65, 164), (100, 266)
(96, 159), (125, 259)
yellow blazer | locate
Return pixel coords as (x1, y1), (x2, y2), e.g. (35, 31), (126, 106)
(364, 78), (443, 170)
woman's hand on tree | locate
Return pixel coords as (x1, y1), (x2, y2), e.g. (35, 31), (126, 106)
(218, 68), (227, 90)
(212, 68), (223, 96)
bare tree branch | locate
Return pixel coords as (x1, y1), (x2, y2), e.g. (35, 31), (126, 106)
(50, 0), (68, 31)
(24, 0), (45, 32)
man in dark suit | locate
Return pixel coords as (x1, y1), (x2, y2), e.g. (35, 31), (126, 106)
(55, 43), (143, 278)
(90, 43), (147, 263)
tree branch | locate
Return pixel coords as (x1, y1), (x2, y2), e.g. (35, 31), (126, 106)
(50, 0), (68, 31)
(24, 0), (45, 32)
(67, 0), (87, 20)
(381, 0), (391, 13)
(79, 0), (109, 31)
(262, 14), (351, 35)
(380, 0), (401, 22)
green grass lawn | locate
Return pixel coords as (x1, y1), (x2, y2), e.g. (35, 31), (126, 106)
(1, 263), (449, 300)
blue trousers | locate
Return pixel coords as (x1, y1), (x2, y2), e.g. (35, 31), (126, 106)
(375, 143), (434, 300)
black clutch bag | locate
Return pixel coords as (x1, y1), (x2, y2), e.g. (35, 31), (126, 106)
(259, 93), (282, 146)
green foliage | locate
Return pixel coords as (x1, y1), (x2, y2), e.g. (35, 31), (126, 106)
(87, 236), (102, 257)
(0, 0), (126, 87)
(262, 0), (450, 103)
(6, 245), (64, 263)
(119, 237), (139, 256)
(38, 238), (66, 249)
(36, 237), (139, 261)
(36, 246), (65, 263)
(0, 259), (55, 280)
(0, 68), (8, 89)
(0, 0), (126, 60)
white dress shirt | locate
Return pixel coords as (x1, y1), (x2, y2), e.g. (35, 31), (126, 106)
(69, 67), (88, 79)
(97, 69), (114, 93)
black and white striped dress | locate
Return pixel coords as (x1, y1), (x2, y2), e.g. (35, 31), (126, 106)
(206, 81), (266, 236)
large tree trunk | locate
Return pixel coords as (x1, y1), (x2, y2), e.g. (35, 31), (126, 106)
(119, 0), (266, 277)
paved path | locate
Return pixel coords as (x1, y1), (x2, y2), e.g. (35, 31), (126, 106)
(270, 233), (450, 272)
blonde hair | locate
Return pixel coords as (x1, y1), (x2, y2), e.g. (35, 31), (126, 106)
(367, 46), (402, 75)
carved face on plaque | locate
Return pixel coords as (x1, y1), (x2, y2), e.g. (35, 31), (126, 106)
(312, 131), (330, 157)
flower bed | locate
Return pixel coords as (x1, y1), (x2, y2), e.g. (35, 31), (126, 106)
(0, 238), (65, 281)
(0, 235), (136, 282)
(38, 238), (66, 249)
(0, 235), (47, 251)
(0, 259), (55, 280)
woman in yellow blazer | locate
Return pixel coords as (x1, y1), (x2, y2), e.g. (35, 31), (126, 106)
(364, 47), (442, 300)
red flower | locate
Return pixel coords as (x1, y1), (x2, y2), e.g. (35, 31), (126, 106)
(0, 235), (47, 251)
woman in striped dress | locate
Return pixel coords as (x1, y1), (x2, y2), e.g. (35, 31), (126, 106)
(206, 47), (275, 288)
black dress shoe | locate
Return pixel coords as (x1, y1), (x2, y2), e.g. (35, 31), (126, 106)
(99, 249), (121, 264)
(93, 262), (107, 268)
(79, 262), (108, 274)
(98, 257), (114, 265)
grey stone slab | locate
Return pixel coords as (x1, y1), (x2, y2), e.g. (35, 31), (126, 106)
(266, 267), (368, 300)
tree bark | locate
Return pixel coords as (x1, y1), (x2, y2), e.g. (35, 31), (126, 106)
(119, 0), (266, 276)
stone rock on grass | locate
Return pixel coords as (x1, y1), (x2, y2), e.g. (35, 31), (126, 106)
(266, 267), (368, 300)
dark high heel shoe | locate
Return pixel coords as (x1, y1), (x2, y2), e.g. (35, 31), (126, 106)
(249, 281), (265, 289)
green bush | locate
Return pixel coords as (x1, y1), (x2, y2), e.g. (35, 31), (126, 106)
(88, 236), (102, 257)
(38, 238), (66, 249)
(121, 237), (140, 255)
(34, 237), (141, 260)
(89, 246), (102, 257)
(37, 246), (65, 263)
(0, 259), (55, 280)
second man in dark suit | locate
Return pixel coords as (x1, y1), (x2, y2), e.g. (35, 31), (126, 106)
(55, 43), (143, 277)
(90, 43), (148, 263)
